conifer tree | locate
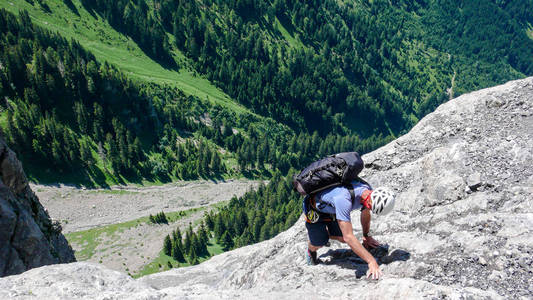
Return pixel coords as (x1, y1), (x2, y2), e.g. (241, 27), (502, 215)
(188, 250), (198, 265)
(172, 228), (182, 247)
(199, 222), (209, 246)
(163, 234), (172, 256)
(204, 212), (214, 231)
(73, 102), (89, 134)
(172, 241), (185, 262)
(191, 234), (202, 257)
(213, 215), (226, 242)
(221, 231), (234, 251)
(92, 103), (105, 142)
(183, 226), (192, 255)
(210, 151), (221, 174)
(80, 140), (94, 167)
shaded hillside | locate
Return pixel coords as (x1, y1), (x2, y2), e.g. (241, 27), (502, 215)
(0, 135), (75, 277)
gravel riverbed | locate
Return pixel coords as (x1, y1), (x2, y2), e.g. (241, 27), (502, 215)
(33, 179), (260, 233)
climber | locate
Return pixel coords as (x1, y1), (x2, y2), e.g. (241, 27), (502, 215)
(303, 182), (395, 280)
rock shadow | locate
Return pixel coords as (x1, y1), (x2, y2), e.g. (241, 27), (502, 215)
(319, 244), (410, 278)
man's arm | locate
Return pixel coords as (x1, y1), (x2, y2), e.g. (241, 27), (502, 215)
(337, 220), (382, 279)
(360, 208), (380, 248)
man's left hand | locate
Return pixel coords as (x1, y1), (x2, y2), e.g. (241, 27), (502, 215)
(362, 236), (380, 249)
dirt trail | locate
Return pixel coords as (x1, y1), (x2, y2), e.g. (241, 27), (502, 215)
(33, 179), (260, 233)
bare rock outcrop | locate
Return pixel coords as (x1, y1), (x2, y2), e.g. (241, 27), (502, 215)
(0, 136), (75, 277)
(0, 77), (532, 299)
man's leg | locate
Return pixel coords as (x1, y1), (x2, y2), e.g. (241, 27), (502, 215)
(327, 221), (345, 243)
(305, 221), (329, 265)
(308, 242), (322, 252)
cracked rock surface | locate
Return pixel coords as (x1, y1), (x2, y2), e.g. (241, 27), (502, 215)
(1, 77), (532, 299)
(0, 137), (75, 277)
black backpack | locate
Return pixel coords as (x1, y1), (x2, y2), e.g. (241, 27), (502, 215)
(293, 152), (364, 201)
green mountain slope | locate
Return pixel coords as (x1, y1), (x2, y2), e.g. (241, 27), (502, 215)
(0, 0), (245, 113)
(1, 8), (382, 187)
(146, 0), (531, 134)
(1, 0), (531, 187)
(409, 0), (533, 96)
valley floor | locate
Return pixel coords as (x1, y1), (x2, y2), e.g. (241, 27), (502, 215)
(33, 179), (259, 233)
(32, 179), (260, 276)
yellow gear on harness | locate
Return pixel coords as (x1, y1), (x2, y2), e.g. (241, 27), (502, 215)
(305, 195), (335, 223)
(305, 209), (319, 223)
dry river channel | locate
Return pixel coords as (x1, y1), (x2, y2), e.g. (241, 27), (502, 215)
(32, 179), (261, 276)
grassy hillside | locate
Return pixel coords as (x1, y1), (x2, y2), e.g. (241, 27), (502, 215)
(0, 4), (395, 187)
(1, 7), (380, 188)
(1, 0), (531, 188)
(0, 0), (247, 113)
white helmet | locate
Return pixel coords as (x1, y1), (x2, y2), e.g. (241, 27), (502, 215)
(371, 187), (395, 215)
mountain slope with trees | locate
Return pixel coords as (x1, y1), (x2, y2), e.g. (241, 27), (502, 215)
(1, 0), (531, 186)
(1, 8), (383, 186)
(157, 0), (532, 133)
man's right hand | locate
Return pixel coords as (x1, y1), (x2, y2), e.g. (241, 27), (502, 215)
(337, 220), (384, 280)
(366, 261), (383, 280)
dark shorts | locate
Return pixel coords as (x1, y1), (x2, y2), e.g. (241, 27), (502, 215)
(305, 217), (343, 246)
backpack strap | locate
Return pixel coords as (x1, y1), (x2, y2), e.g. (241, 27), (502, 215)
(309, 194), (317, 210)
(346, 184), (356, 203)
(356, 176), (371, 187)
(307, 194), (334, 222)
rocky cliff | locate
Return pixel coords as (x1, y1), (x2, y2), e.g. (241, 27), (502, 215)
(0, 137), (75, 277)
(0, 77), (532, 299)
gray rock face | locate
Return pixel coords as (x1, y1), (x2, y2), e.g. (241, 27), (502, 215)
(1, 77), (532, 299)
(0, 137), (75, 277)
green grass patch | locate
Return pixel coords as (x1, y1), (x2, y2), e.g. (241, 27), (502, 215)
(132, 249), (174, 278)
(273, 16), (304, 49)
(206, 237), (225, 256)
(0, 0), (250, 115)
(65, 207), (204, 260)
(0, 111), (7, 130)
(133, 237), (224, 278)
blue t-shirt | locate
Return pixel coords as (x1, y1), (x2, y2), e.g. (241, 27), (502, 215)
(314, 181), (371, 222)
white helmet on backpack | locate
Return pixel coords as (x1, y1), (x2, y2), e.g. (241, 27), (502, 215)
(371, 187), (395, 215)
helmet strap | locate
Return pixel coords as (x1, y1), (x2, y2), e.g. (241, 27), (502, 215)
(361, 189), (372, 210)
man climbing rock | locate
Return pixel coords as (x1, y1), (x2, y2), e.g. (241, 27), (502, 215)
(303, 182), (395, 280)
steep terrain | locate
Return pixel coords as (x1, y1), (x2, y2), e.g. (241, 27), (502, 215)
(1, 78), (532, 298)
(2, 1), (532, 187)
(0, 136), (75, 277)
